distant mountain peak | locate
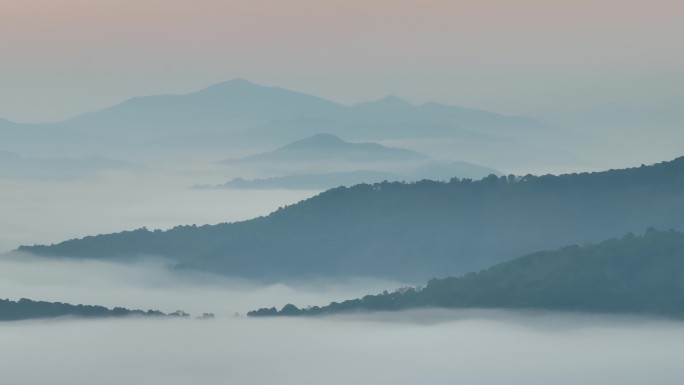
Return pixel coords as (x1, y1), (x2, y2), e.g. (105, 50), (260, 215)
(194, 78), (266, 94)
(355, 95), (414, 109)
(221, 133), (428, 164)
(217, 78), (260, 87)
(281, 133), (347, 149)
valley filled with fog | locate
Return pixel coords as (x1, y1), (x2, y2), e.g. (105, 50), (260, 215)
(2, 256), (684, 385)
(2, 6), (683, 378)
(5, 314), (684, 385)
(3, 90), (684, 383)
(0, 158), (319, 253)
(4, 149), (684, 384)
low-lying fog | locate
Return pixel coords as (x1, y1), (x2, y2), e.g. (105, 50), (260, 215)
(3, 146), (684, 385)
(0, 255), (406, 316)
(1, 256), (684, 385)
(0, 159), (319, 253)
(2, 135), (678, 253)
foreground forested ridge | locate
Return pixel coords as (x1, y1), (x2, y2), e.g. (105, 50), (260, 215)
(19, 157), (684, 281)
(0, 297), (187, 321)
(249, 229), (684, 318)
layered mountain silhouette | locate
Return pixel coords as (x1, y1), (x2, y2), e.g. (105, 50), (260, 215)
(221, 134), (428, 164)
(1, 80), (577, 170)
(202, 171), (400, 190)
(230, 118), (500, 149)
(66, 79), (348, 134)
(249, 229), (684, 319)
(350, 95), (544, 133)
(64, 79), (549, 134)
(205, 161), (501, 190)
(211, 134), (500, 187)
(60, 79), (562, 148)
(19, 157), (684, 281)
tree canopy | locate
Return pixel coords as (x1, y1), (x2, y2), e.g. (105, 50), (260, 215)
(249, 229), (684, 318)
(0, 297), (181, 321)
(20, 157), (684, 281)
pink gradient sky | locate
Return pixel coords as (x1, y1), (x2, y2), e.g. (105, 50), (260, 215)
(1, 0), (682, 122)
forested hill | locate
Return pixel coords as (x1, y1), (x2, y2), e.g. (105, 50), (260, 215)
(249, 229), (684, 318)
(0, 297), (183, 321)
(19, 156), (684, 281)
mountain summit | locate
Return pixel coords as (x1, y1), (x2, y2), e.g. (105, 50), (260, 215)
(65, 79), (347, 134)
(281, 133), (351, 149)
(61, 79), (555, 141)
(223, 133), (428, 164)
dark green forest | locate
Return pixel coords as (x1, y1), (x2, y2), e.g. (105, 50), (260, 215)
(0, 297), (184, 321)
(249, 228), (684, 318)
(20, 156), (684, 281)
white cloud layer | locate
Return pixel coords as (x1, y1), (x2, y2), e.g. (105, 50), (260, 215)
(1, 256), (683, 385)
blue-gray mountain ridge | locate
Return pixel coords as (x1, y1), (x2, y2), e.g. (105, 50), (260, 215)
(19, 156), (684, 282)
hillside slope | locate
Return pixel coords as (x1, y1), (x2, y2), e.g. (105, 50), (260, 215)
(19, 157), (684, 281)
(249, 229), (684, 319)
(0, 297), (176, 321)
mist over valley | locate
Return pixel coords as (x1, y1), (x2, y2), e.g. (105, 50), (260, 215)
(2, 1), (684, 379)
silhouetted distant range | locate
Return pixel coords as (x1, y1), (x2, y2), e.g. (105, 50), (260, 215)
(64, 79), (550, 138)
(66, 79), (347, 134)
(203, 134), (500, 189)
(201, 162), (500, 191)
(19, 157), (684, 281)
(222, 133), (428, 164)
(0, 297), (184, 321)
(0, 151), (134, 180)
(229, 119), (496, 152)
(235, 93), (556, 146)
(249, 229), (684, 319)
(0, 79), (582, 168)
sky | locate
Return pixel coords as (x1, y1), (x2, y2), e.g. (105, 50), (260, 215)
(1, 0), (682, 123)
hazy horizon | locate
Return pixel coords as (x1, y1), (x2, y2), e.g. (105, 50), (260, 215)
(1, 0), (682, 129)
(3, 2), (684, 384)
